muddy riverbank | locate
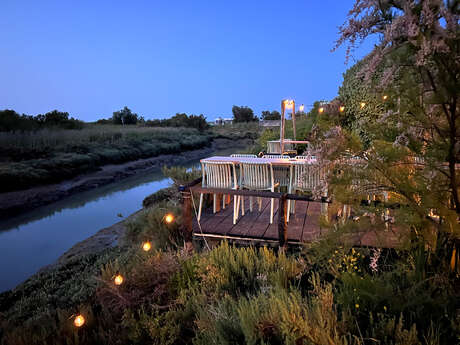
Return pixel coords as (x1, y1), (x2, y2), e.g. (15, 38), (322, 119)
(0, 138), (251, 219)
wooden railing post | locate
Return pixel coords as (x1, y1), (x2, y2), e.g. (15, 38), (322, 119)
(179, 185), (193, 249)
(278, 194), (288, 249)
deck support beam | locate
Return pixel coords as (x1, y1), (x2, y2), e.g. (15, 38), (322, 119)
(278, 194), (288, 249)
(179, 185), (194, 251)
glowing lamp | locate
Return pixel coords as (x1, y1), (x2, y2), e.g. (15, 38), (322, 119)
(164, 213), (174, 224)
(360, 102), (366, 109)
(339, 106), (345, 112)
(299, 104), (305, 112)
(74, 314), (85, 327)
(114, 273), (123, 286)
(142, 241), (151, 251)
(383, 95), (388, 101)
(318, 107), (324, 114)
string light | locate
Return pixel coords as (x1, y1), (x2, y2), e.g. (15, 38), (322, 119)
(114, 273), (124, 286)
(142, 241), (151, 251)
(74, 314), (85, 327)
(339, 106), (345, 112)
(164, 213), (174, 224)
(360, 102), (366, 109)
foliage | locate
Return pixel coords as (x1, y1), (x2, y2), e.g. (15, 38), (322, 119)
(232, 105), (258, 123)
(316, 0), (460, 281)
(145, 113), (210, 131)
(0, 126), (211, 192)
(161, 165), (201, 188)
(0, 109), (84, 131)
(261, 110), (281, 120)
(112, 106), (139, 125)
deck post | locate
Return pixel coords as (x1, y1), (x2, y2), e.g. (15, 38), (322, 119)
(179, 185), (193, 250)
(278, 194), (288, 249)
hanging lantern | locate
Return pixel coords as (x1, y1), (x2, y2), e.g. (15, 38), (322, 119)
(74, 314), (85, 327)
(164, 213), (174, 224)
(114, 273), (124, 286)
(142, 241), (152, 251)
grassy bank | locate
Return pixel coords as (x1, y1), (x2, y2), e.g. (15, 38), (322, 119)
(0, 125), (212, 193)
(1, 168), (458, 345)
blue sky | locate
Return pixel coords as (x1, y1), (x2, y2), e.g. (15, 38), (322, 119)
(0, 1), (375, 121)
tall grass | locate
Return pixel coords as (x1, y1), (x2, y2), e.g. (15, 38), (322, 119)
(0, 125), (212, 192)
(0, 125), (202, 153)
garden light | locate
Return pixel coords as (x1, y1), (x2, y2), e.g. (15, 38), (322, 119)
(74, 314), (85, 327)
(142, 241), (151, 251)
(114, 273), (123, 286)
(164, 213), (174, 224)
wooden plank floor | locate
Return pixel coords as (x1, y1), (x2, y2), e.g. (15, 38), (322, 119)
(192, 196), (402, 248)
(193, 196), (321, 244)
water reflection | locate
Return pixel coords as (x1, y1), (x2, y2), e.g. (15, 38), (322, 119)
(0, 147), (238, 292)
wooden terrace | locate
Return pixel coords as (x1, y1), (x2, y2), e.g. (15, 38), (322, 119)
(179, 179), (401, 248)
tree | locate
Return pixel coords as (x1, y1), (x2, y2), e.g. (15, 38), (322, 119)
(112, 106), (138, 125)
(232, 106), (258, 122)
(325, 0), (460, 273)
(261, 110), (281, 120)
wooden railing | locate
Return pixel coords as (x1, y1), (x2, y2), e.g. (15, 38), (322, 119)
(179, 178), (331, 248)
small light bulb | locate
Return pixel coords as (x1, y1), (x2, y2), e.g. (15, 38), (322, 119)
(339, 106), (345, 112)
(383, 95), (388, 101)
(74, 314), (85, 327)
(114, 274), (123, 286)
(164, 213), (174, 224)
(360, 102), (366, 109)
(318, 107), (324, 114)
(142, 241), (151, 251)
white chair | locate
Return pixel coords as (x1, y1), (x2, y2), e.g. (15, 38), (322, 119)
(198, 161), (240, 224)
(287, 161), (327, 222)
(267, 139), (293, 154)
(262, 155), (290, 188)
(230, 154), (258, 158)
(238, 162), (279, 224)
(263, 154), (289, 159)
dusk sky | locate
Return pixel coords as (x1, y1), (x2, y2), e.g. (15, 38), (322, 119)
(1, 1), (375, 121)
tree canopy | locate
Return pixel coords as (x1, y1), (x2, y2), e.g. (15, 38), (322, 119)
(232, 106), (258, 122)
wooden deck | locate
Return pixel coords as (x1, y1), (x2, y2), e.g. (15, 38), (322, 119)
(193, 196), (322, 245)
(192, 196), (402, 248)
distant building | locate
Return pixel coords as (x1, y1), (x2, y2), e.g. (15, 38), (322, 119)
(214, 117), (233, 126)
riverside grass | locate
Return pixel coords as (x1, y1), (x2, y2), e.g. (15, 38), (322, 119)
(1, 175), (459, 344)
(0, 125), (212, 192)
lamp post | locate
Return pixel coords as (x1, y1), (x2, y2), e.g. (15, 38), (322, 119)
(280, 99), (296, 154)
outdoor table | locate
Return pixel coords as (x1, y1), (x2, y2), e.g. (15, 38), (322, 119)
(200, 156), (317, 166)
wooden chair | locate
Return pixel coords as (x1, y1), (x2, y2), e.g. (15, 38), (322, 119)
(287, 161), (327, 222)
(262, 154), (290, 188)
(198, 161), (240, 224)
(238, 162), (279, 224)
